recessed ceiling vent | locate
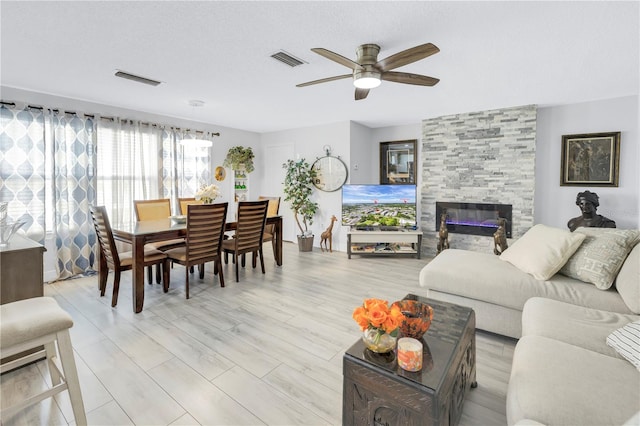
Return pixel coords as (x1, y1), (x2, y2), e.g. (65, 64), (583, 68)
(270, 51), (306, 67)
(114, 70), (162, 86)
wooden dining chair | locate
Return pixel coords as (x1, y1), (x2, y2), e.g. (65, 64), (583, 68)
(89, 205), (170, 307)
(178, 197), (203, 215)
(222, 200), (269, 282)
(164, 203), (228, 299)
(134, 198), (185, 284)
(258, 196), (281, 256)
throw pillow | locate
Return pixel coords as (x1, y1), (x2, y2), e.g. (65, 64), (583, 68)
(559, 228), (640, 290)
(606, 320), (640, 371)
(499, 224), (585, 280)
(616, 243), (640, 314)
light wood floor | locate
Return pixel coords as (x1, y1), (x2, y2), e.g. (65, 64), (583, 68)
(1, 242), (516, 425)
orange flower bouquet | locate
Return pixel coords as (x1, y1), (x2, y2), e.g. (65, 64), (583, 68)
(353, 298), (405, 353)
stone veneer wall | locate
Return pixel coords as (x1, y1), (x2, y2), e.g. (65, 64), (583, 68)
(421, 105), (536, 257)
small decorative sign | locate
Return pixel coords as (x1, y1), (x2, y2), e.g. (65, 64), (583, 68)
(560, 132), (620, 187)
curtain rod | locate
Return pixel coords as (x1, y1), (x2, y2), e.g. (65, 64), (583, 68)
(1, 101), (95, 118)
(0, 100), (221, 136)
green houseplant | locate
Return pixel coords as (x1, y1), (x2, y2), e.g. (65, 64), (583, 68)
(223, 146), (255, 173)
(283, 158), (318, 251)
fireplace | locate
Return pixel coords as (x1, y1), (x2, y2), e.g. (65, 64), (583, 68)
(436, 202), (512, 238)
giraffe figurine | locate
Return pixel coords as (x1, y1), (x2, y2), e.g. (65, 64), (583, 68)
(320, 215), (338, 252)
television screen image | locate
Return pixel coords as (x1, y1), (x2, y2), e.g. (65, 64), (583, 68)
(342, 184), (417, 229)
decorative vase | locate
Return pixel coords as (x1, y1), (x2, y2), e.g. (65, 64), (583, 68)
(362, 328), (397, 354)
(391, 299), (434, 340)
(201, 197), (213, 204)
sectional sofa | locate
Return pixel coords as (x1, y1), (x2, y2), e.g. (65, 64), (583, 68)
(419, 224), (640, 425)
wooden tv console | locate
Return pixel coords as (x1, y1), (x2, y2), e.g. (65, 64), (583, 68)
(347, 230), (422, 259)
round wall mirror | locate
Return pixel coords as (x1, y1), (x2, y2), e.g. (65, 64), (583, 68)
(312, 156), (348, 192)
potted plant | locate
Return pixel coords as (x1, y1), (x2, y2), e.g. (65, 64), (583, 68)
(282, 158), (318, 252)
(223, 146), (255, 173)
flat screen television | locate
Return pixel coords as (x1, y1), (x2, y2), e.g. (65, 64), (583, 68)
(342, 184), (417, 230)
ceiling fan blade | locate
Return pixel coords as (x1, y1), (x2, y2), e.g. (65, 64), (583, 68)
(311, 48), (364, 71)
(296, 74), (352, 87)
(381, 71), (440, 86)
(376, 43), (440, 72)
(355, 88), (369, 100)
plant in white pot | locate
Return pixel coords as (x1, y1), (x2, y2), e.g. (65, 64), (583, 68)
(223, 146), (255, 172)
(283, 158), (318, 252)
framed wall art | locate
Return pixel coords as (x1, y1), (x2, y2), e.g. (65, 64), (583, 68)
(380, 139), (416, 184)
(560, 132), (620, 187)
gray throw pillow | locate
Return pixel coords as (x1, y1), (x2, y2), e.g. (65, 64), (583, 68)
(559, 228), (640, 290)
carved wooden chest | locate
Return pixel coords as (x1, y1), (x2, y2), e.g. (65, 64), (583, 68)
(343, 295), (476, 426)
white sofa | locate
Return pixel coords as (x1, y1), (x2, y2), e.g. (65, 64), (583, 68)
(419, 225), (640, 425)
(507, 297), (639, 426)
(418, 226), (640, 338)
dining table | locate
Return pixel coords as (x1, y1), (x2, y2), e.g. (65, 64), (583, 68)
(108, 215), (283, 313)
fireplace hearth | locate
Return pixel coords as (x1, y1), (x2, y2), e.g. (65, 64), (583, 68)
(436, 202), (512, 238)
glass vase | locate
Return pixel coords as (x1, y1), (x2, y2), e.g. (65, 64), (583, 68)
(362, 328), (397, 354)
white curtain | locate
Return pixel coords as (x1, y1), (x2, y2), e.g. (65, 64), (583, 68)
(96, 119), (164, 223)
(97, 120), (213, 223)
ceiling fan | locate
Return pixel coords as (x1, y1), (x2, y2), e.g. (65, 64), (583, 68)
(296, 42), (440, 100)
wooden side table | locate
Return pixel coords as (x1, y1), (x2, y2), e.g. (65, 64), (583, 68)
(343, 295), (476, 425)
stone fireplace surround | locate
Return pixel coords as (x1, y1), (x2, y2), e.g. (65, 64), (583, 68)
(421, 105), (536, 256)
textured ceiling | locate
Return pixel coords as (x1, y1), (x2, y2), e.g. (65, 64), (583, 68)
(1, 1), (638, 133)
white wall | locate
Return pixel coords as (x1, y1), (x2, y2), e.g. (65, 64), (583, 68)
(259, 122), (351, 249)
(348, 123), (373, 184)
(258, 122), (423, 252)
(536, 96), (639, 229)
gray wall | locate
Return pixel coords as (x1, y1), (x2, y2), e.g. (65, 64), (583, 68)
(420, 105), (537, 256)
(536, 96), (639, 229)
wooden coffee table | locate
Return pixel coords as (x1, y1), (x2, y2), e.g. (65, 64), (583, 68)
(343, 294), (476, 426)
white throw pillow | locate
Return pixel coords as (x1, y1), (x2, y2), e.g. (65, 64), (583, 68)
(500, 224), (585, 280)
(616, 243), (640, 314)
(607, 320), (640, 371)
(559, 228), (640, 290)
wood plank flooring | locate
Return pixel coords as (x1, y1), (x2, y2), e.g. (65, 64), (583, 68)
(1, 243), (516, 425)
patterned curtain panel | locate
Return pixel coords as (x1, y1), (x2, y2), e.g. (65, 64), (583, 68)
(50, 111), (97, 280)
(0, 105), (47, 243)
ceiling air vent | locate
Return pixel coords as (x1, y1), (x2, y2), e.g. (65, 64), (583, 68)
(114, 70), (162, 86)
(270, 51), (306, 67)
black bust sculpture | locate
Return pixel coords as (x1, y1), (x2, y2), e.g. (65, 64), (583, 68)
(567, 190), (616, 232)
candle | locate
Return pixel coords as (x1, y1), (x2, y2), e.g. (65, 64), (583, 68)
(397, 337), (423, 372)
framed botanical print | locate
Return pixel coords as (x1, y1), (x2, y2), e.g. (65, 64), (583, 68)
(560, 132), (620, 187)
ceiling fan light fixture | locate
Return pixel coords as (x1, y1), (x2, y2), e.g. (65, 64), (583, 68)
(354, 76), (381, 89)
(353, 69), (381, 89)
